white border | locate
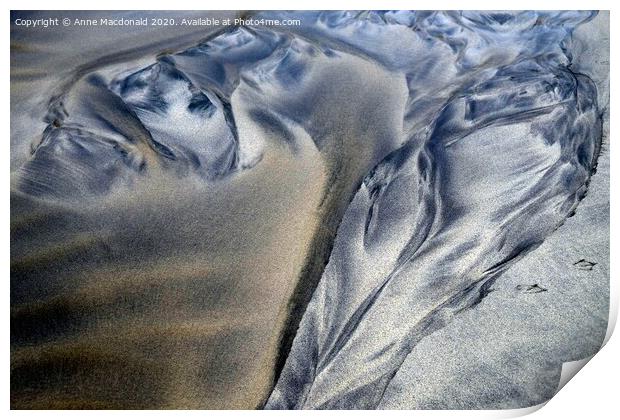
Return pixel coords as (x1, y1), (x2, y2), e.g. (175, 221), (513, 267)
(4, 1), (617, 419)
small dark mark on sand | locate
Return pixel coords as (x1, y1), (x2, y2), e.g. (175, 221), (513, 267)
(516, 284), (548, 293)
(573, 259), (597, 270)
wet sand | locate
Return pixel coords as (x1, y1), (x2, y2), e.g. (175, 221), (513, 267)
(11, 13), (407, 407)
(11, 11), (609, 410)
